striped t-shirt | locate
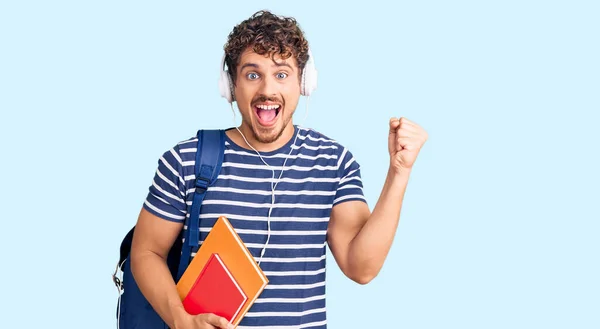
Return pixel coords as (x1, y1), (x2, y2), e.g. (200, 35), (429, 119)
(143, 125), (366, 329)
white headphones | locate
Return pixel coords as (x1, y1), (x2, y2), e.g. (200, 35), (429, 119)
(218, 49), (318, 103)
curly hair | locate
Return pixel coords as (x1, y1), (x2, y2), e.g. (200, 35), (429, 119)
(224, 10), (310, 84)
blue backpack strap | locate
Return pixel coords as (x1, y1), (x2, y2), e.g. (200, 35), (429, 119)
(177, 129), (225, 281)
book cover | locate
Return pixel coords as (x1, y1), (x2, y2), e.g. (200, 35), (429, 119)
(177, 216), (269, 327)
(181, 253), (247, 322)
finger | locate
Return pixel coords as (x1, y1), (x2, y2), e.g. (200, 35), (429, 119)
(397, 123), (420, 135)
(398, 133), (427, 147)
(398, 126), (421, 138)
(399, 117), (422, 129)
(396, 137), (415, 151)
(389, 117), (400, 132)
(206, 313), (232, 329)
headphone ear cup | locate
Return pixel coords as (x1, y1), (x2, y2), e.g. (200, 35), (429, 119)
(302, 66), (317, 96)
(219, 70), (233, 103)
(219, 53), (234, 103)
(301, 49), (317, 96)
(301, 67), (307, 96)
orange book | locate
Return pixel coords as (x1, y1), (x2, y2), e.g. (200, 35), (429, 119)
(176, 216), (269, 327)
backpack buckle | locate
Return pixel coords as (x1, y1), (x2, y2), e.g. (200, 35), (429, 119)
(113, 274), (122, 290)
(195, 176), (210, 193)
(112, 260), (124, 291)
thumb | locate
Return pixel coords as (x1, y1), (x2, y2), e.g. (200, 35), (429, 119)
(389, 117), (400, 133)
(204, 313), (233, 329)
(388, 117), (400, 153)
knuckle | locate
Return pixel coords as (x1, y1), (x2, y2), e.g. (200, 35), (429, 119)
(221, 318), (230, 328)
(198, 313), (213, 325)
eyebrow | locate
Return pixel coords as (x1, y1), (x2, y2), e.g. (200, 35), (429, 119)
(240, 62), (293, 71)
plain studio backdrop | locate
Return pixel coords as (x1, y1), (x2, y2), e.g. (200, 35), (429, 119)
(1, 1), (598, 328)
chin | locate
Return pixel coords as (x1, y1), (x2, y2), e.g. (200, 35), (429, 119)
(251, 121), (287, 144)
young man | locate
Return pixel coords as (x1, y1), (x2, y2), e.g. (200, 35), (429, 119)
(130, 10), (428, 329)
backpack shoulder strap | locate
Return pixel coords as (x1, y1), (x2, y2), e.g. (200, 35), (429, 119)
(177, 129), (225, 281)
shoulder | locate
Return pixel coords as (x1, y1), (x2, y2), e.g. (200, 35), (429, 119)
(296, 126), (358, 169)
(153, 133), (200, 172)
(173, 133), (199, 154)
(297, 126), (345, 150)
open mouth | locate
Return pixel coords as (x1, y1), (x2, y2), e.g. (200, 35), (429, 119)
(254, 103), (281, 127)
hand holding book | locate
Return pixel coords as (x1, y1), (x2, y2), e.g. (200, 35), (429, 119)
(172, 310), (234, 329)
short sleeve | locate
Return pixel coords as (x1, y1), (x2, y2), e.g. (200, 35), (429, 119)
(142, 145), (188, 222)
(333, 147), (367, 206)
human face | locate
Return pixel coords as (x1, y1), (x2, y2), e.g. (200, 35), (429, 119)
(233, 48), (301, 146)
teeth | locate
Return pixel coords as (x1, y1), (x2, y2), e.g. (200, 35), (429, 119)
(256, 104), (280, 110)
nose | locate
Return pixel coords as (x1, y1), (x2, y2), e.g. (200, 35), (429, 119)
(258, 73), (278, 97)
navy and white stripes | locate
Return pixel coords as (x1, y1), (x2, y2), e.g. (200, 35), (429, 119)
(143, 125), (366, 328)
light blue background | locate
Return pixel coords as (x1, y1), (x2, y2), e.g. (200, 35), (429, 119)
(1, 1), (598, 328)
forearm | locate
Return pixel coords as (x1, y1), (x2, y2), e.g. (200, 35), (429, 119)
(347, 167), (410, 281)
(130, 251), (187, 328)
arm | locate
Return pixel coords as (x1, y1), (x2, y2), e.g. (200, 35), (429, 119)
(327, 117), (427, 284)
(130, 207), (188, 328)
(130, 144), (192, 327)
(327, 169), (410, 284)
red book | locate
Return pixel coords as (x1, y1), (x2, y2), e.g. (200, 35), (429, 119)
(181, 253), (247, 322)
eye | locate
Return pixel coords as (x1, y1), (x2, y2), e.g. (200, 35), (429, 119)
(247, 72), (259, 80)
(276, 72), (288, 79)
